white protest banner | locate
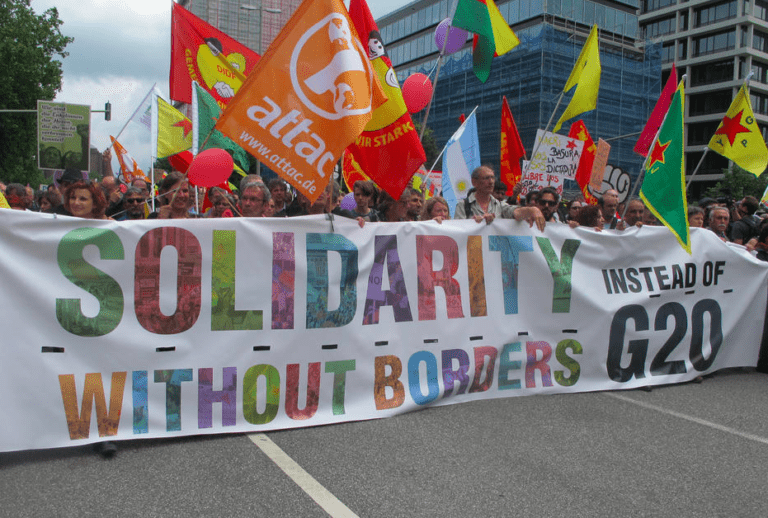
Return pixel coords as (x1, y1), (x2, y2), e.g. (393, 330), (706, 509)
(520, 130), (583, 195)
(0, 211), (766, 452)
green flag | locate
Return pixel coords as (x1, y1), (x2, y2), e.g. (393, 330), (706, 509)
(640, 80), (690, 254)
(192, 81), (249, 173)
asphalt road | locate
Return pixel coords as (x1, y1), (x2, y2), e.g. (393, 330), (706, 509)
(2, 368), (767, 518)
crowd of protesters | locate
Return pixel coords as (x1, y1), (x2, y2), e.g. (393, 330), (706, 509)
(3, 161), (768, 260)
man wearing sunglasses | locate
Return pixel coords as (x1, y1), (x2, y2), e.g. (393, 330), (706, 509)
(116, 186), (147, 220)
(535, 186), (561, 223)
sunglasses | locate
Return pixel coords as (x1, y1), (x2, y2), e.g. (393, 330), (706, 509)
(125, 198), (144, 204)
(537, 199), (557, 207)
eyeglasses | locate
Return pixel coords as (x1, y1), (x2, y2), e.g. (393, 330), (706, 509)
(125, 198), (144, 204)
(537, 199), (557, 207)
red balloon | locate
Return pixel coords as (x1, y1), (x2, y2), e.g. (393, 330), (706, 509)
(402, 73), (433, 114)
(186, 149), (234, 188)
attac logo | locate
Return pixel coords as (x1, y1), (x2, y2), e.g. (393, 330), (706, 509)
(215, 0), (385, 203)
(291, 15), (376, 120)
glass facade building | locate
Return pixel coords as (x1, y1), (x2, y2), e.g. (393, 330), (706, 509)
(377, 0), (659, 196)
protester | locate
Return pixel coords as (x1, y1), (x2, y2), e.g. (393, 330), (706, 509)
(565, 199), (583, 222)
(150, 172), (194, 219)
(239, 182), (270, 217)
(405, 188), (424, 221)
(688, 206), (705, 228)
(4, 183), (30, 210)
(707, 206), (730, 241)
(622, 198), (645, 228)
(115, 187), (148, 220)
(268, 179), (290, 214)
(535, 186), (560, 223)
(376, 191), (409, 222)
(421, 196), (450, 223)
(38, 189), (62, 214)
(598, 189), (620, 229)
(575, 204), (604, 230)
(353, 180), (380, 221)
(63, 181), (109, 219)
(729, 196), (760, 244)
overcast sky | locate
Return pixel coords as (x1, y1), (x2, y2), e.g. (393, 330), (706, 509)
(28, 0), (415, 173)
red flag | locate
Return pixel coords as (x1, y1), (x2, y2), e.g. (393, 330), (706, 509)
(499, 96), (525, 195)
(342, 149), (371, 192)
(347, 0), (426, 199)
(568, 120), (599, 205)
(634, 65), (678, 157)
(459, 114), (466, 124)
(170, 3), (261, 107)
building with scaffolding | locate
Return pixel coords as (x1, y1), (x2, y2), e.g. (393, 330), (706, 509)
(639, 0), (768, 196)
(377, 0), (661, 200)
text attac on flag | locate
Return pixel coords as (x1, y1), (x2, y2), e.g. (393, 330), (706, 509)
(216, 0), (387, 202)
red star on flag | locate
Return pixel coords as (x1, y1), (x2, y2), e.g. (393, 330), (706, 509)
(647, 139), (670, 171)
(714, 110), (751, 146)
(173, 119), (192, 138)
(566, 139), (578, 149)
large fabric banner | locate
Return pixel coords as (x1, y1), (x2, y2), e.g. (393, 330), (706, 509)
(1, 210), (766, 452)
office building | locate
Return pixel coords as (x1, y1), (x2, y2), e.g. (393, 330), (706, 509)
(639, 0), (768, 195)
(377, 0), (661, 198)
(177, 0), (301, 54)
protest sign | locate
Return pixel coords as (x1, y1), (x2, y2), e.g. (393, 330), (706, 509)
(520, 130), (583, 195)
(37, 101), (91, 172)
(0, 211), (766, 451)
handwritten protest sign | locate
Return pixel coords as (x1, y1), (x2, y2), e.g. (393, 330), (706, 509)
(519, 130), (583, 195)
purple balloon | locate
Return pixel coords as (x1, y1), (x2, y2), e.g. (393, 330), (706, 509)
(340, 192), (357, 211)
(434, 18), (468, 55)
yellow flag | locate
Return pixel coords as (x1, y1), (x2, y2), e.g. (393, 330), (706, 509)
(0, 191), (10, 209)
(554, 25), (601, 133)
(708, 83), (768, 176)
(154, 96), (192, 159)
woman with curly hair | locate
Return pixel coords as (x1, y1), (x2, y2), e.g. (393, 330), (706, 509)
(63, 181), (108, 219)
(420, 196), (450, 223)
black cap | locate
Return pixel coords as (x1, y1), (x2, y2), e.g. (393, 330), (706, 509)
(60, 168), (83, 185)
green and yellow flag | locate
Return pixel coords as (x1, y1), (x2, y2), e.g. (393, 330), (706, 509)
(641, 80), (690, 254)
(554, 25), (601, 133)
(708, 83), (768, 176)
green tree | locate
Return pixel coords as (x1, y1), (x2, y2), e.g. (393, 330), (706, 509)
(705, 166), (768, 202)
(0, 1), (73, 185)
(414, 121), (439, 169)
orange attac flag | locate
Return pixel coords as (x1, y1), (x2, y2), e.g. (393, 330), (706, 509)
(170, 3), (261, 107)
(568, 120), (599, 205)
(347, 0), (426, 199)
(498, 96), (525, 195)
(216, 0), (387, 202)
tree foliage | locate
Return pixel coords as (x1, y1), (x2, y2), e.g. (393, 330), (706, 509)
(705, 166), (768, 202)
(0, 1), (73, 185)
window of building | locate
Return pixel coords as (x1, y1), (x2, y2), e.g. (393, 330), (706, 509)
(746, 59), (768, 83)
(644, 0), (676, 12)
(755, 30), (768, 52)
(755, 0), (768, 21)
(693, 30), (736, 56)
(688, 121), (724, 145)
(690, 59), (734, 85)
(695, 1), (737, 27)
(661, 42), (676, 62)
(645, 15), (676, 38)
(752, 91), (768, 114)
(689, 90), (733, 116)
(680, 11), (688, 30)
(679, 39), (688, 59)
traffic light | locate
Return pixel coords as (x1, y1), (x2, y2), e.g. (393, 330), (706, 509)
(104, 101), (111, 121)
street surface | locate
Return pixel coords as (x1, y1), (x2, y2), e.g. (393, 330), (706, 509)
(1, 368), (767, 517)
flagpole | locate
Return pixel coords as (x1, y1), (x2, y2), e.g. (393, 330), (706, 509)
(521, 91), (566, 179)
(621, 168), (646, 219)
(419, 0), (460, 140)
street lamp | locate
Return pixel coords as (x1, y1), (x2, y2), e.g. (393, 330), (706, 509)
(241, 3), (282, 177)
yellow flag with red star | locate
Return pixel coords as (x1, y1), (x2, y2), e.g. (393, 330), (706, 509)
(641, 80), (690, 254)
(708, 83), (768, 176)
(152, 95), (192, 159)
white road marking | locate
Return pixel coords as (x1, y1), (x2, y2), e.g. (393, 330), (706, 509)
(248, 433), (360, 518)
(604, 392), (768, 445)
